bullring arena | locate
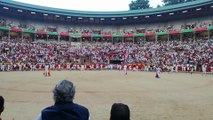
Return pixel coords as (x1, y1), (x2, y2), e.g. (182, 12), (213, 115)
(0, 0), (213, 120)
(0, 71), (213, 120)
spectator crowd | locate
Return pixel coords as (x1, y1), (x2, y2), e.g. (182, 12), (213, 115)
(0, 38), (213, 72)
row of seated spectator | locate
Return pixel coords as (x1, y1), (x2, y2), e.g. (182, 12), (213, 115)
(0, 37), (212, 72)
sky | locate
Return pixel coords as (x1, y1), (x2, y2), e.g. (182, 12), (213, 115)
(13, 0), (163, 11)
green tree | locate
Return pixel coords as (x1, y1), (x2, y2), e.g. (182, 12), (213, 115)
(157, 4), (162, 8)
(185, 0), (196, 2)
(129, 0), (150, 10)
(162, 0), (197, 6)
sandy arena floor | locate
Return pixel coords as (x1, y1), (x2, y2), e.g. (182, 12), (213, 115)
(0, 71), (213, 120)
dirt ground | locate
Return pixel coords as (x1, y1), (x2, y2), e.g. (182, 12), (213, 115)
(0, 70), (213, 120)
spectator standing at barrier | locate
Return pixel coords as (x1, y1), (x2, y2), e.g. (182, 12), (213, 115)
(202, 64), (207, 75)
(155, 67), (161, 78)
(110, 103), (130, 120)
(123, 64), (127, 75)
(36, 80), (90, 120)
(44, 64), (49, 77)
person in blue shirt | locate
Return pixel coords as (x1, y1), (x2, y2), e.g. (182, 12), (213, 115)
(36, 80), (90, 120)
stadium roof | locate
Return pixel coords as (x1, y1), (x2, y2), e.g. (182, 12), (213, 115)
(1, 0), (213, 25)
